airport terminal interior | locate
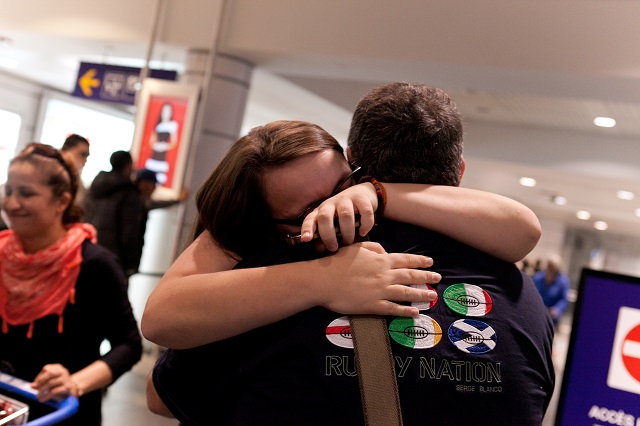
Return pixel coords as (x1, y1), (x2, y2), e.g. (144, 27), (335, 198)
(1, 0), (639, 424)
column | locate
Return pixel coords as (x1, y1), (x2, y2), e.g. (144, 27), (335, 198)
(176, 51), (254, 251)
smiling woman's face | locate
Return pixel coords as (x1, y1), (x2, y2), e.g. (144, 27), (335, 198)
(262, 149), (351, 237)
(2, 162), (69, 240)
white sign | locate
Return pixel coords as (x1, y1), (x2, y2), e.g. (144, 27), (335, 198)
(608, 306), (640, 394)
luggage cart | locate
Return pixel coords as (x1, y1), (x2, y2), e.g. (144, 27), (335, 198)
(0, 373), (78, 425)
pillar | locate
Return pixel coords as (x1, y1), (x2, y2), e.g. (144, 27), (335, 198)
(176, 50), (254, 251)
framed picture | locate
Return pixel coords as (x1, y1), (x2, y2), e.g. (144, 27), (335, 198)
(131, 78), (199, 199)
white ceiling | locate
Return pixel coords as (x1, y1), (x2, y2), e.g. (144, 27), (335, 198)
(1, 0), (640, 238)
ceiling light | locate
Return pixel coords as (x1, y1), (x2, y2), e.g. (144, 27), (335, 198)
(519, 177), (536, 187)
(593, 117), (616, 128)
(576, 210), (591, 220)
(594, 221), (608, 231)
(551, 195), (567, 206)
(616, 190), (634, 201)
(0, 57), (18, 69)
(635, 208), (640, 217)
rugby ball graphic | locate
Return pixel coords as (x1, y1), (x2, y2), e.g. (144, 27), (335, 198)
(443, 283), (493, 316)
(448, 319), (497, 354)
(325, 316), (354, 349)
(388, 315), (442, 349)
(410, 284), (438, 311)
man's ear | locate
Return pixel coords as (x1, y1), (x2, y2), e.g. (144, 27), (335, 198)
(346, 146), (353, 163)
(459, 156), (466, 180)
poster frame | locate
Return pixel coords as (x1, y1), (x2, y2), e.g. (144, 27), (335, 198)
(130, 78), (199, 199)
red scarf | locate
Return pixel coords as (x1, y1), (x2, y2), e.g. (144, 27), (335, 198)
(0, 223), (97, 338)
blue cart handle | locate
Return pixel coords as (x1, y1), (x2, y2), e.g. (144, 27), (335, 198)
(0, 372), (79, 425)
(23, 396), (79, 426)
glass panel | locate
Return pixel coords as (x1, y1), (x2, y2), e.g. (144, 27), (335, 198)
(0, 109), (21, 184)
(39, 98), (135, 186)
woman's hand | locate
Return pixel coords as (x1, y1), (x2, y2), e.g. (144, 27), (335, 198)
(311, 241), (440, 317)
(300, 182), (378, 251)
(31, 364), (79, 402)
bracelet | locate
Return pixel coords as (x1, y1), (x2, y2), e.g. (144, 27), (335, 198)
(71, 379), (83, 397)
(359, 176), (387, 218)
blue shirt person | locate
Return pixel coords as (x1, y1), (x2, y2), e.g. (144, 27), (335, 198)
(533, 254), (570, 326)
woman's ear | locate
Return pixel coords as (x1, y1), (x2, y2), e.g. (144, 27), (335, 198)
(346, 146), (353, 163)
(57, 192), (72, 214)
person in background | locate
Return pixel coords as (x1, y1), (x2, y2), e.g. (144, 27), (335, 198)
(533, 253), (571, 326)
(135, 168), (188, 212)
(135, 169), (159, 206)
(84, 151), (145, 277)
(133, 168), (188, 270)
(60, 134), (90, 207)
(0, 143), (142, 425)
(518, 257), (536, 277)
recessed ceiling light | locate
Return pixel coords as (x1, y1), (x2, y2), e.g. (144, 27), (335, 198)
(593, 117), (616, 128)
(551, 195), (567, 205)
(0, 57), (18, 69)
(519, 177), (536, 187)
(594, 221), (608, 231)
(616, 190), (634, 201)
(576, 210), (591, 220)
(635, 208), (640, 217)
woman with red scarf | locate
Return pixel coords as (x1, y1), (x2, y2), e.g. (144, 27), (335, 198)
(0, 143), (142, 425)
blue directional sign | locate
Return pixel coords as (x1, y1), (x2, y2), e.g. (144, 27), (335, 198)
(72, 62), (177, 105)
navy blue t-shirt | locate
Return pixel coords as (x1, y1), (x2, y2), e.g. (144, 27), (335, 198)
(153, 221), (555, 425)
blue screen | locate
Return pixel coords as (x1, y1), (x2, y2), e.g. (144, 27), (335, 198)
(556, 269), (640, 425)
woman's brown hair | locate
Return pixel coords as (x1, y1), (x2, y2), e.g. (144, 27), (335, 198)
(194, 120), (343, 259)
(10, 143), (83, 224)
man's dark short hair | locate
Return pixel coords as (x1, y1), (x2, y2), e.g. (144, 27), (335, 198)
(347, 82), (464, 186)
(110, 151), (133, 172)
(61, 134), (89, 150)
(136, 169), (158, 183)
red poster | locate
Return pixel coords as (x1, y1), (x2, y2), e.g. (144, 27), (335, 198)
(131, 79), (199, 199)
(135, 95), (188, 188)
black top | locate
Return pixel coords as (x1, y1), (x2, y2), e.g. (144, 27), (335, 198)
(84, 171), (146, 275)
(153, 221), (555, 425)
(0, 241), (143, 425)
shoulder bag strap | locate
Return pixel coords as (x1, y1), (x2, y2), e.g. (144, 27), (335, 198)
(349, 314), (403, 426)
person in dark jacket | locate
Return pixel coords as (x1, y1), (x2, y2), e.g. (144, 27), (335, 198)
(84, 151), (145, 277)
(132, 168), (187, 266)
